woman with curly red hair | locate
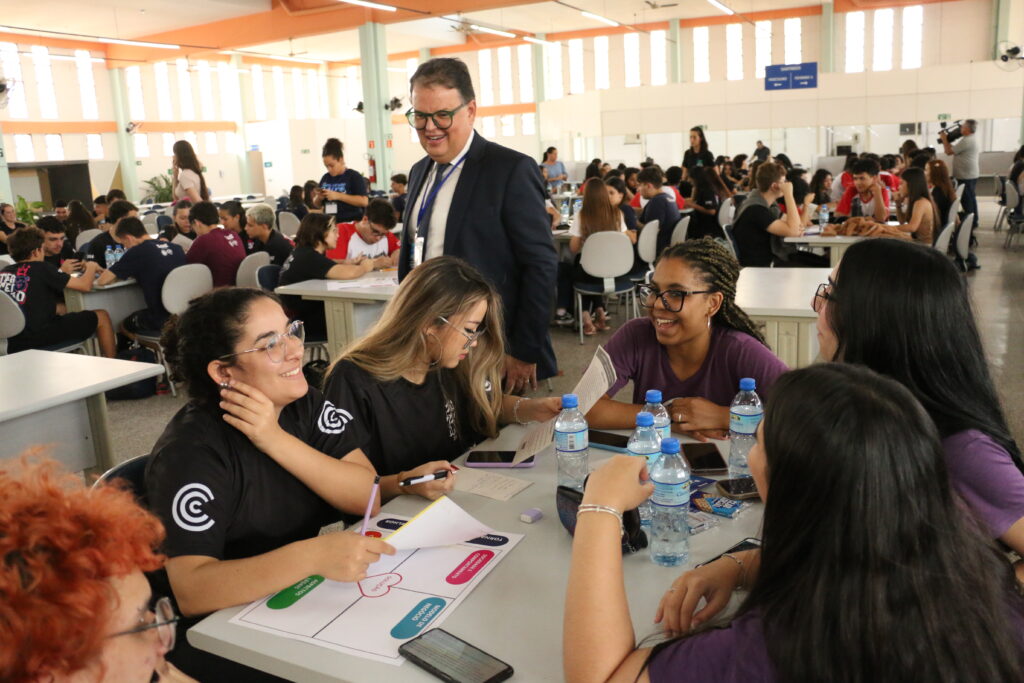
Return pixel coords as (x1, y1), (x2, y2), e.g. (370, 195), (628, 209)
(0, 454), (194, 682)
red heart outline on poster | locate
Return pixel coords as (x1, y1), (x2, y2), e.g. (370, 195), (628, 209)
(358, 572), (402, 597)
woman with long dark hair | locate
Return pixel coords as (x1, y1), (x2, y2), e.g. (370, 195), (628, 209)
(686, 167), (724, 240)
(893, 166), (938, 244)
(565, 363), (1024, 682)
(171, 140), (209, 203)
(809, 168), (833, 206)
(541, 146), (567, 193)
(926, 159), (956, 226)
(287, 185), (309, 221)
(682, 127), (713, 171)
(64, 199), (95, 247)
(604, 176), (637, 231)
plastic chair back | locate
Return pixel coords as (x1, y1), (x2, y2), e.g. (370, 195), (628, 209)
(75, 228), (101, 251)
(142, 213), (159, 234)
(579, 231), (634, 279)
(257, 264), (282, 291)
(670, 216), (690, 245)
(161, 264), (213, 315)
(718, 197), (735, 229)
(1007, 182), (1021, 212)
(278, 211), (301, 237)
(0, 255), (13, 267)
(0, 292), (25, 355)
(636, 220), (660, 264)
(95, 454), (150, 504)
(933, 221), (955, 253)
(955, 183), (965, 200)
(955, 212), (974, 260)
(236, 251), (271, 289)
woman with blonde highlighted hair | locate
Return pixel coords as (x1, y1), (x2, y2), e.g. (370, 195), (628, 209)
(323, 256), (561, 501)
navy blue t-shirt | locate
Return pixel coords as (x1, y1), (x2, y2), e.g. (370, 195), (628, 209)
(110, 238), (186, 329)
(641, 193), (682, 255)
(319, 169), (367, 223)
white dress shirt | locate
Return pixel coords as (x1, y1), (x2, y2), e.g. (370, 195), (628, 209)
(409, 131), (476, 261)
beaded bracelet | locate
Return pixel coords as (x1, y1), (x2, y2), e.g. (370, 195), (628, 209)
(513, 397), (529, 425)
(577, 504), (624, 535)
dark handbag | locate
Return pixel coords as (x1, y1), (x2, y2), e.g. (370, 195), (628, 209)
(105, 347), (158, 400)
(555, 483), (648, 555)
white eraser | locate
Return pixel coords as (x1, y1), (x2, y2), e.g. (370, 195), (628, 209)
(520, 507), (543, 523)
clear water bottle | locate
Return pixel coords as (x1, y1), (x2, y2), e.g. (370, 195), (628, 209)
(627, 411), (662, 528)
(554, 393), (589, 492)
(559, 200), (570, 225)
(104, 245), (115, 268)
(643, 390), (671, 440)
(728, 378), (763, 481)
(818, 204), (829, 229)
(649, 438), (690, 567)
(114, 245), (125, 263)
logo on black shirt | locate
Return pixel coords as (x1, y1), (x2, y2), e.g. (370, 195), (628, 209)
(318, 400), (354, 434)
(172, 483), (216, 532)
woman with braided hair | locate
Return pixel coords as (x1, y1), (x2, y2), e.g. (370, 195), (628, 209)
(587, 237), (787, 440)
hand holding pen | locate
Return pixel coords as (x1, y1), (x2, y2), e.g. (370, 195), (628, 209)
(396, 461), (457, 501)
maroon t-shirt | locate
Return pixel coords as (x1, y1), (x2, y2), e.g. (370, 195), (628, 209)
(186, 228), (246, 287)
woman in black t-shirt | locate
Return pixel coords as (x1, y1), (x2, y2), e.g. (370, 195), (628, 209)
(0, 202), (26, 255)
(682, 126), (714, 171)
(687, 167), (727, 240)
(146, 288), (395, 680)
(926, 159), (956, 228)
(323, 257), (561, 501)
(310, 137), (368, 223)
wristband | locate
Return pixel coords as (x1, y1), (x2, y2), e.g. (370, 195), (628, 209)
(577, 504), (624, 535)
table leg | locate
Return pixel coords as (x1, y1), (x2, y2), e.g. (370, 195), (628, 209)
(830, 244), (847, 269)
(85, 393), (115, 473)
(320, 299), (357, 357)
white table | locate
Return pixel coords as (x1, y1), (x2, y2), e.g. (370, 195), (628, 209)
(189, 428), (762, 682)
(0, 350), (165, 472)
(783, 235), (861, 268)
(736, 267), (829, 368)
(65, 279), (146, 356)
(275, 272), (399, 357)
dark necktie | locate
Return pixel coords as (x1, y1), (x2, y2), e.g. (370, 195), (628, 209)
(417, 162), (451, 244)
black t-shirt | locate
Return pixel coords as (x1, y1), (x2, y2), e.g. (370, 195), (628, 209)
(110, 238), (186, 329)
(278, 245), (335, 336)
(0, 221), (25, 256)
(257, 229), (294, 267)
(931, 186), (953, 227)
(323, 360), (483, 475)
(319, 168), (367, 223)
(235, 229), (258, 256)
(682, 149), (715, 170)
(0, 261), (68, 339)
(732, 204), (775, 267)
(688, 189), (722, 240)
(392, 193), (407, 218)
(87, 231), (118, 264)
(753, 147), (770, 162)
(43, 240), (76, 268)
(640, 193), (682, 255)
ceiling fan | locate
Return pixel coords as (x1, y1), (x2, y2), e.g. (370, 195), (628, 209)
(644, 0), (679, 8)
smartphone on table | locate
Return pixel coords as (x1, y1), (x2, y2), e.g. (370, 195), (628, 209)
(682, 443), (728, 474)
(588, 429), (629, 453)
(717, 477), (760, 500)
(464, 450), (535, 468)
(696, 537), (762, 567)
(399, 628), (513, 683)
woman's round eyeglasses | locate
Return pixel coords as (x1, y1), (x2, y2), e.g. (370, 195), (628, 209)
(218, 320), (305, 364)
(107, 596), (179, 651)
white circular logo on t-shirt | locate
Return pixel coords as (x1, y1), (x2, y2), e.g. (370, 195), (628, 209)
(171, 483), (215, 532)
(318, 400), (354, 434)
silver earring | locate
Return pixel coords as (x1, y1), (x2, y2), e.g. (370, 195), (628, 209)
(706, 315), (711, 330)
(219, 381), (231, 389)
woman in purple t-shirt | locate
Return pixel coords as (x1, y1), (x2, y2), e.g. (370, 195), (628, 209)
(565, 364), (1024, 682)
(813, 238), (1024, 573)
(588, 238), (787, 441)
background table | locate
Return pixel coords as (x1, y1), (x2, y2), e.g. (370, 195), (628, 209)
(783, 235), (861, 268)
(64, 279), (146, 356)
(189, 428), (762, 682)
(736, 267), (828, 368)
(0, 350), (165, 472)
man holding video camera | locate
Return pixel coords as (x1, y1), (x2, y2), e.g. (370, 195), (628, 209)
(940, 118), (979, 268)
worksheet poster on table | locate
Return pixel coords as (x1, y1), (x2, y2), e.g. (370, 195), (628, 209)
(229, 512), (523, 665)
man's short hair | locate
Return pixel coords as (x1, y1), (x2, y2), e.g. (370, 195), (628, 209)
(851, 159), (880, 177)
(107, 200), (137, 225)
(391, 173), (408, 185)
(755, 162), (786, 193)
(36, 216), (65, 235)
(93, 195), (108, 206)
(189, 201), (219, 227)
(665, 166), (683, 186)
(7, 226), (44, 261)
(245, 203), (275, 230)
(636, 166), (664, 188)
(114, 217), (147, 239)
(964, 118), (977, 133)
(105, 189), (127, 203)
(409, 58), (475, 104)
(54, 200), (68, 209)
(366, 198), (397, 230)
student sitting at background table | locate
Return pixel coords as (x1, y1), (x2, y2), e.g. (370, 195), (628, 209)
(829, 152), (859, 202)
(323, 257), (560, 502)
(218, 199), (256, 254)
(64, 199), (95, 247)
(185, 201), (245, 288)
(637, 167), (681, 256)
(813, 238), (1024, 575)
(277, 213), (375, 340)
(88, 199), (137, 264)
(565, 364), (1024, 682)
(926, 159), (956, 227)
(808, 169), (833, 208)
(0, 202), (26, 255)
(286, 185), (309, 221)
(834, 158), (890, 222)
(389, 173), (408, 219)
(685, 167), (724, 240)
(325, 198), (400, 269)
(731, 163), (808, 268)
(586, 238), (787, 440)
(1, 455), (196, 683)
(146, 288), (394, 680)
(92, 194), (109, 223)
(244, 203), (293, 267)
(605, 177), (638, 232)
(37, 216), (76, 268)
(159, 200), (197, 244)
(893, 167), (938, 245)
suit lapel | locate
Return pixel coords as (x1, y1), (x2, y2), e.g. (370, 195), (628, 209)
(443, 133), (488, 255)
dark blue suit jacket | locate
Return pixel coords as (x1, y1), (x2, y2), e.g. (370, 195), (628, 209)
(399, 134), (558, 379)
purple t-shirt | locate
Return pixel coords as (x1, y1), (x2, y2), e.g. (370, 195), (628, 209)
(648, 612), (775, 682)
(943, 429), (1024, 538)
(605, 319), (788, 406)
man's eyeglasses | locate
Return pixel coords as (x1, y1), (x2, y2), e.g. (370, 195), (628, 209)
(439, 315), (485, 349)
(405, 103), (468, 131)
(812, 281), (835, 313)
(218, 320), (305, 364)
(637, 284), (714, 313)
(108, 596), (179, 651)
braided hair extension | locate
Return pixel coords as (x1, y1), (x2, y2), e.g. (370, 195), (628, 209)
(657, 237), (767, 345)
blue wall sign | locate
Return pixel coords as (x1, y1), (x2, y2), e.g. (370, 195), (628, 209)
(765, 62), (818, 90)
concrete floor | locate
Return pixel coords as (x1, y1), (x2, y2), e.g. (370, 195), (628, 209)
(105, 196), (1023, 465)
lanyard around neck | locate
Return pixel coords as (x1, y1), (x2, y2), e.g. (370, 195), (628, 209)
(416, 155), (468, 228)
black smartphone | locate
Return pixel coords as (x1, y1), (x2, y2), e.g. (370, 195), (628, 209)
(399, 628), (513, 683)
(464, 450), (535, 468)
(589, 429), (629, 452)
(717, 477), (760, 500)
(696, 537), (762, 567)
(682, 443), (728, 474)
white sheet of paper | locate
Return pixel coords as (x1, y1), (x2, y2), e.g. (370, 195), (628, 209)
(512, 346), (617, 463)
(383, 495), (493, 550)
(325, 278), (397, 291)
(454, 467), (533, 501)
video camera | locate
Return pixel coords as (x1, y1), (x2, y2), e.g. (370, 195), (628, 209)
(938, 120), (964, 144)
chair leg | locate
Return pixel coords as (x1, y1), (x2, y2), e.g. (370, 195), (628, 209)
(994, 207), (1005, 232)
(576, 292), (584, 345)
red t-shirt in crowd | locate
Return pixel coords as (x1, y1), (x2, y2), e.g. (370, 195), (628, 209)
(186, 227), (246, 287)
(325, 222), (400, 261)
(836, 184), (891, 217)
(629, 186), (686, 210)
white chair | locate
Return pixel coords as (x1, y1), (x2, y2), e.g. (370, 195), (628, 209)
(954, 212), (974, 271)
(278, 211), (300, 238)
(171, 234), (193, 253)
(994, 177), (1010, 232)
(573, 231), (637, 344)
(955, 183), (965, 201)
(670, 215), (690, 246)
(142, 213), (159, 234)
(635, 220), (660, 267)
(0, 292), (90, 356)
(1003, 183), (1024, 249)
(933, 221), (955, 255)
(75, 228), (102, 251)
(134, 264), (214, 396)
(718, 197), (736, 229)
(0, 254), (14, 267)
(236, 251), (271, 289)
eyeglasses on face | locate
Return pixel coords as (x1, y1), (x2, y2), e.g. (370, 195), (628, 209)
(812, 281), (835, 313)
(107, 596), (179, 651)
(438, 315), (486, 350)
(219, 319), (305, 364)
(405, 103), (468, 130)
(637, 284), (714, 313)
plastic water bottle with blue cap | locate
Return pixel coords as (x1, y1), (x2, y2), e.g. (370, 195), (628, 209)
(554, 393), (589, 492)
(627, 411), (662, 528)
(729, 377), (763, 481)
(818, 204), (829, 231)
(643, 390), (671, 440)
(104, 245), (115, 269)
(649, 437), (690, 567)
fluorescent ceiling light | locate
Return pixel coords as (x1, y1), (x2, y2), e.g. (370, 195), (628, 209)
(338, 0), (398, 11)
(470, 24), (517, 39)
(705, 0), (735, 15)
(101, 37), (180, 49)
(523, 36), (558, 46)
(580, 11), (619, 27)
(0, 25), (179, 49)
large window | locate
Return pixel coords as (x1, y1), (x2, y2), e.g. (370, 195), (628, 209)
(754, 21), (772, 78)
(901, 5), (923, 69)
(594, 36), (609, 90)
(568, 39), (585, 94)
(251, 65), (267, 120)
(86, 134), (104, 160)
(624, 33), (640, 87)
(516, 45), (534, 102)
(872, 9), (894, 71)
(197, 61), (216, 119)
(218, 62), (242, 121)
(204, 131), (218, 154)
(44, 134), (63, 161)
(14, 134), (34, 161)
(478, 49), (494, 106)
(845, 11), (866, 73)
(31, 46), (58, 119)
(497, 47), (514, 104)
(0, 43), (28, 118)
(544, 42), (563, 99)
(726, 24), (743, 81)
(133, 133), (150, 159)
(176, 58), (195, 120)
(693, 27), (710, 82)
(75, 50), (98, 119)
(784, 18), (802, 64)
(152, 62), (172, 120)
(124, 65), (145, 121)
(650, 30), (667, 86)
(272, 66), (288, 119)
(291, 68), (307, 119)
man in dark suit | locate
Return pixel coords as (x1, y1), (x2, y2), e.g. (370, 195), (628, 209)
(398, 58), (557, 392)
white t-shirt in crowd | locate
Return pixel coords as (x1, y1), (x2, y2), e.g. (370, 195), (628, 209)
(347, 232), (390, 260)
(174, 169), (202, 201)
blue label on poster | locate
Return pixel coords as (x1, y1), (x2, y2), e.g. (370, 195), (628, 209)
(391, 598), (447, 639)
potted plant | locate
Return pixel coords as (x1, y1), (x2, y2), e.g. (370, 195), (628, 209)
(141, 173), (174, 204)
(15, 195), (44, 224)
